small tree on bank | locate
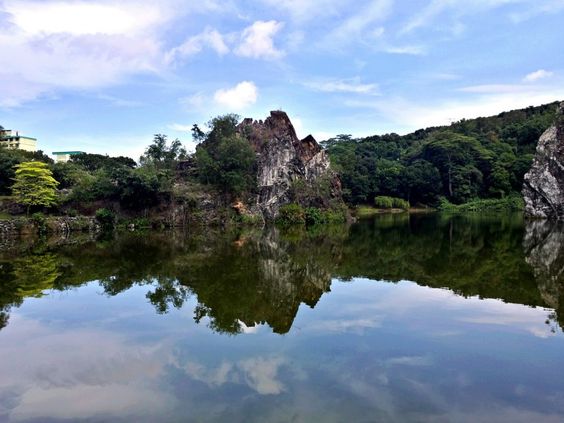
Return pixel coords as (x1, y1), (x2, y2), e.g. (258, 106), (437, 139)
(12, 161), (59, 214)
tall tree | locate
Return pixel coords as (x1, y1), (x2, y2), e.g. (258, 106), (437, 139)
(11, 162), (59, 213)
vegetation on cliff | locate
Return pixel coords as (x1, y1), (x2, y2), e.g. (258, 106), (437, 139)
(1, 112), (341, 227)
(323, 102), (559, 207)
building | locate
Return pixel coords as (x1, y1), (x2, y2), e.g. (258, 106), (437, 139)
(52, 151), (85, 163)
(0, 129), (37, 151)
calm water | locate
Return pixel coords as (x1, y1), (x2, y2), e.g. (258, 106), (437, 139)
(2, 214), (564, 422)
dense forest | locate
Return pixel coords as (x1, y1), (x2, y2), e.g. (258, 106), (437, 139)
(0, 116), (256, 221)
(322, 102), (559, 206)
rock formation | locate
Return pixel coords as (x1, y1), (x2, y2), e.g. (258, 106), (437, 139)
(523, 102), (564, 219)
(523, 219), (564, 329)
(238, 111), (342, 219)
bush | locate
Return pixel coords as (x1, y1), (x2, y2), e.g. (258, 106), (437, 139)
(438, 195), (524, 212)
(305, 207), (324, 225)
(375, 196), (409, 209)
(95, 208), (115, 229)
(277, 204), (305, 225)
(31, 212), (46, 233)
(392, 197), (410, 210)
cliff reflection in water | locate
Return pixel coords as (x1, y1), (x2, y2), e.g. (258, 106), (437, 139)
(1, 213), (564, 333)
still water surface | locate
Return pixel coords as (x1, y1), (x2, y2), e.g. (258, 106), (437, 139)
(1, 214), (564, 422)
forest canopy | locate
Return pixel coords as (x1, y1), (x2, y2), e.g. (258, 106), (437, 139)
(322, 102), (558, 205)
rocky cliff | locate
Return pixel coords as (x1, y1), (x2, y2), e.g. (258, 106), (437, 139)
(523, 102), (564, 219)
(238, 111), (342, 219)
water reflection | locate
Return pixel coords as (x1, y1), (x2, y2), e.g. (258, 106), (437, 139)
(2, 214), (564, 333)
(3, 215), (564, 422)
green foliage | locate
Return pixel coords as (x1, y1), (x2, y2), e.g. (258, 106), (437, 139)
(374, 196), (410, 210)
(324, 102), (559, 206)
(117, 168), (161, 210)
(11, 162), (59, 212)
(95, 208), (115, 229)
(30, 212), (47, 233)
(278, 204), (346, 226)
(437, 195), (524, 212)
(0, 146), (52, 195)
(139, 134), (187, 170)
(277, 203), (306, 225)
(70, 153), (136, 172)
(194, 115), (257, 196)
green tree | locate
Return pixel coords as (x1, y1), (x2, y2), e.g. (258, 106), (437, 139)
(194, 115), (257, 197)
(11, 162), (59, 213)
(140, 134), (187, 170)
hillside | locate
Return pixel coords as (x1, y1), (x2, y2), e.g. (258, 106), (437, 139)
(322, 101), (560, 206)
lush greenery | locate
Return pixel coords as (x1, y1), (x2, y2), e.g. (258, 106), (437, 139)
(322, 102), (558, 206)
(193, 114), (257, 197)
(374, 196), (410, 210)
(437, 195), (524, 212)
(0, 146), (53, 195)
(11, 162), (59, 213)
(277, 203), (347, 226)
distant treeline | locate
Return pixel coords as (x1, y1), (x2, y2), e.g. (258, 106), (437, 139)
(322, 102), (559, 206)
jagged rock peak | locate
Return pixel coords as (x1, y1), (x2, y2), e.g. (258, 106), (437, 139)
(523, 101), (564, 219)
(237, 110), (342, 219)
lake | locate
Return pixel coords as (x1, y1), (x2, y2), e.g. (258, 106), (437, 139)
(1, 213), (564, 422)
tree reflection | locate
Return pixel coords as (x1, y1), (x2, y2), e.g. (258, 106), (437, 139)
(1, 214), (564, 334)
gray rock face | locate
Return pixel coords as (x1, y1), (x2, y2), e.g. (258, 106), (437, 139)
(523, 102), (564, 219)
(238, 111), (341, 219)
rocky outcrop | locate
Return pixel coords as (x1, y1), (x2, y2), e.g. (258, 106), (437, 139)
(238, 111), (342, 219)
(523, 102), (564, 219)
(523, 219), (564, 328)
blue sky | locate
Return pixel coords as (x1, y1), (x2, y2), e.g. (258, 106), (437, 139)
(0, 0), (563, 160)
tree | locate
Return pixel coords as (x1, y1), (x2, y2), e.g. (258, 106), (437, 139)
(11, 162), (59, 213)
(140, 134), (187, 170)
(194, 115), (257, 197)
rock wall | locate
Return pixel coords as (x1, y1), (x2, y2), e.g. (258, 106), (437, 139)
(238, 111), (342, 219)
(0, 216), (100, 241)
(523, 102), (564, 219)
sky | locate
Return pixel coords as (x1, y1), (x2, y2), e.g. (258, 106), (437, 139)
(0, 0), (563, 160)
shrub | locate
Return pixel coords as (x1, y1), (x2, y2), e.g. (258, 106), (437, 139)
(374, 196), (393, 209)
(392, 197), (410, 210)
(305, 207), (324, 225)
(95, 208), (115, 229)
(437, 195), (524, 212)
(375, 196), (409, 210)
(31, 212), (46, 233)
(277, 204), (305, 225)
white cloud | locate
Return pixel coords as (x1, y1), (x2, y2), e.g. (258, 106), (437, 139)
(382, 44), (427, 55)
(306, 78), (379, 95)
(179, 93), (207, 111)
(346, 84), (564, 132)
(166, 27), (229, 64)
(261, 0), (341, 22)
(3, 1), (166, 36)
(0, 0), (171, 106)
(401, 0), (564, 34)
(214, 81), (258, 110)
(168, 123), (194, 132)
(523, 69), (554, 82)
(323, 0), (393, 46)
(458, 84), (530, 93)
(235, 20), (285, 60)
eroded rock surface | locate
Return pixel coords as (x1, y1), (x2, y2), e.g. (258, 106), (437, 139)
(238, 111), (342, 219)
(523, 102), (564, 219)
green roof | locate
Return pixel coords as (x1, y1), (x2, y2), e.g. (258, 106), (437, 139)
(52, 151), (85, 155)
